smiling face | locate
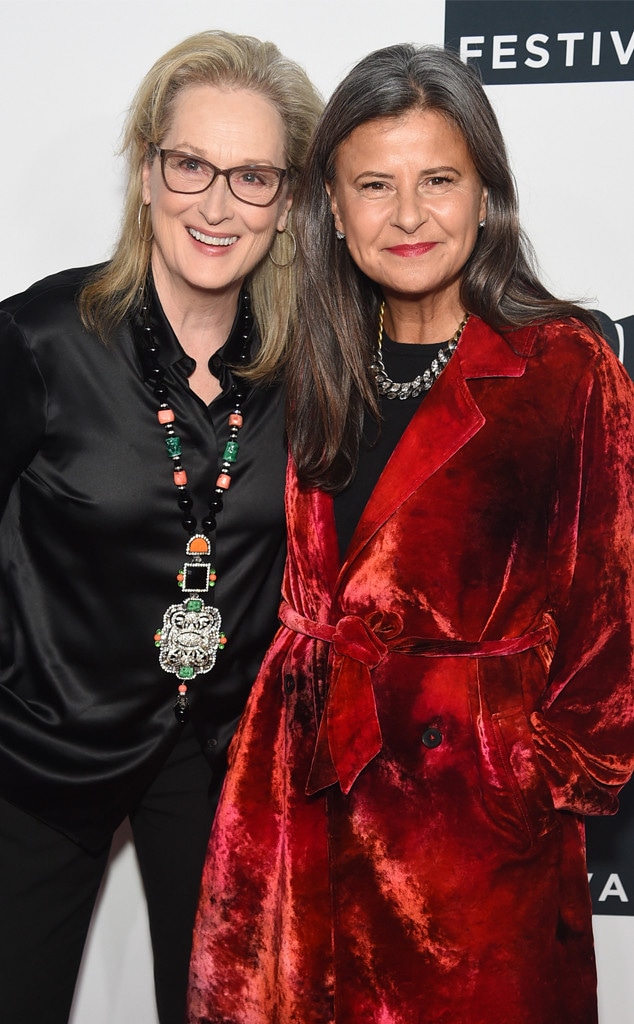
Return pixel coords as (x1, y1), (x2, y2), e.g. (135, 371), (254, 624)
(327, 108), (487, 319)
(141, 84), (291, 310)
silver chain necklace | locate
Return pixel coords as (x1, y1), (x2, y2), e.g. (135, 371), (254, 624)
(371, 303), (469, 400)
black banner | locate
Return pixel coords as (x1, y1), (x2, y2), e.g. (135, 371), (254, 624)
(587, 779), (634, 915)
(444, 1), (634, 84)
(594, 311), (634, 379)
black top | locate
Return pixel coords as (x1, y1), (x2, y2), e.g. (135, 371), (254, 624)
(335, 335), (446, 557)
(0, 265), (287, 850)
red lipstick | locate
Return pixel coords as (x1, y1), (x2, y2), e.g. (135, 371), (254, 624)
(386, 242), (437, 257)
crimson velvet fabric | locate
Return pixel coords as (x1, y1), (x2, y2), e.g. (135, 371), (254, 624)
(188, 316), (634, 1024)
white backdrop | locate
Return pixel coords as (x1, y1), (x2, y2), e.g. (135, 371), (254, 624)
(1, 2), (633, 1022)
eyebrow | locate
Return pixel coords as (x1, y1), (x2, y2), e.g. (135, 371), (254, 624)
(169, 143), (208, 158)
(353, 164), (462, 184)
(168, 143), (280, 168)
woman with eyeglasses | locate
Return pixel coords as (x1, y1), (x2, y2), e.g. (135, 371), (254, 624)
(0, 30), (321, 1024)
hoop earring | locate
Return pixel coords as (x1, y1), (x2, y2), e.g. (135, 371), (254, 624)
(268, 227), (296, 268)
(138, 202), (153, 243)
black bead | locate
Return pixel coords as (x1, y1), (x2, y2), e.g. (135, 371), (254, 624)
(174, 694), (189, 723)
(139, 293), (250, 578)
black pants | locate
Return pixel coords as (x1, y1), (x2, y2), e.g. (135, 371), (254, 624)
(0, 727), (215, 1024)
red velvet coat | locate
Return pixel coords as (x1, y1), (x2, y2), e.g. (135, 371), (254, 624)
(188, 317), (634, 1024)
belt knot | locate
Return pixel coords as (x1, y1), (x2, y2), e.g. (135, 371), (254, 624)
(331, 615), (388, 667)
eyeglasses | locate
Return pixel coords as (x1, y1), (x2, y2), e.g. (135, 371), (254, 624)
(156, 148), (289, 207)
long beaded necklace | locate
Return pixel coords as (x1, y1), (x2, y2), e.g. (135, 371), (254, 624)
(371, 303), (469, 400)
(136, 289), (253, 722)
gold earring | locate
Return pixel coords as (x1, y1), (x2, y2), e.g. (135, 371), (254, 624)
(137, 202), (153, 243)
(268, 227), (297, 268)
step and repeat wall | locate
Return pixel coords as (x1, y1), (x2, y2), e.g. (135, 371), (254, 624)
(1, 1), (632, 1022)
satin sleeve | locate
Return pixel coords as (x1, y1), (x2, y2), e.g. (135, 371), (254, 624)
(531, 345), (634, 814)
(0, 311), (47, 515)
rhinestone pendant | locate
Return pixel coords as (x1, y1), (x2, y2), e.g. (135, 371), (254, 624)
(157, 597), (223, 681)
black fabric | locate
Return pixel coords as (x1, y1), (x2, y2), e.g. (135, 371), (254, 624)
(0, 724), (214, 1024)
(0, 794), (110, 1024)
(335, 334), (443, 557)
(0, 265), (287, 851)
(129, 724), (216, 1024)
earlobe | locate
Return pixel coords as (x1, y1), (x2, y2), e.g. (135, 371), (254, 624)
(479, 187), (488, 225)
(277, 196), (292, 233)
(141, 163), (151, 206)
(325, 185), (344, 234)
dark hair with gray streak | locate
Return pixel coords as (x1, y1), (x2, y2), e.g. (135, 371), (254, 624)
(290, 43), (598, 492)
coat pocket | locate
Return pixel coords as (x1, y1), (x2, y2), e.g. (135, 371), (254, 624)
(490, 706), (558, 843)
(474, 657), (558, 847)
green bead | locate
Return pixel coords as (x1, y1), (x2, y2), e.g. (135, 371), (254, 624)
(186, 599), (203, 611)
(223, 440), (239, 463)
(178, 666), (194, 679)
(165, 436), (182, 457)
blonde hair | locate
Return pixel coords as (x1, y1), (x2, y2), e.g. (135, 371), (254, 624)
(79, 30), (322, 378)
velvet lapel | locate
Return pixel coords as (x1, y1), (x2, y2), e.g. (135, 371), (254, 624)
(338, 317), (535, 580)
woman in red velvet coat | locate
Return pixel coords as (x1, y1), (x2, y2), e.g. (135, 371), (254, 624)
(188, 45), (634, 1024)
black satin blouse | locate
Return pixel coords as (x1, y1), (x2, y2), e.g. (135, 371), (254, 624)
(0, 266), (287, 850)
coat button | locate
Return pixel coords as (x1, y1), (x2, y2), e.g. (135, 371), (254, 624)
(283, 674), (295, 694)
(421, 727), (443, 748)
(205, 736), (218, 753)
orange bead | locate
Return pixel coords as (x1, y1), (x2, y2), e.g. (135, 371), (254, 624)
(158, 408), (175, 424)
(173, 469), (187, 486)
(189, 536), (210, 555)
(228, 413), (243, 428)
(216, 473), (231, 490)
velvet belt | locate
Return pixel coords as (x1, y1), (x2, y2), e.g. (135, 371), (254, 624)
(279, 602), (552, 795)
